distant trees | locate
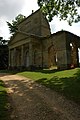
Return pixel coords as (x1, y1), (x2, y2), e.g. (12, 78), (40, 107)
(0, 37), (8, 45)
(0, 37), (8, 69)
(7, 14), (26, 35)
(0, 45), (8, 69)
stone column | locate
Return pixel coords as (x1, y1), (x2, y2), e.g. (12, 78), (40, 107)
(13, 48), (16, 67)
(57, 50), (68, 70)
(29, 43), (33, 67)
(9, 49), (11, 68)
(77, 48), (79, 67)
(21, 45), (24, 67)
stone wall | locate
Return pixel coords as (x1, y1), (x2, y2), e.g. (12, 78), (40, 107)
(8, 8), (80, 70)
(66, 32), (80, 68)
(18, 9), (51, 37)
(43, 31), (68, 69)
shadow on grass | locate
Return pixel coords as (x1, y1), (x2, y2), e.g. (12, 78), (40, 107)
(33, 69), (59, 74)
(0, 67), (79, 75)
(0, 69), (19, 74)
(0, 68), (80, 105)
(36, 72), (80, 105)
(0, 80), (11, 120)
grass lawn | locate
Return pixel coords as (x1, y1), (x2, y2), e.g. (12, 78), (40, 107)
(0, 80), (10, 120)
(17, 68), (80, 104)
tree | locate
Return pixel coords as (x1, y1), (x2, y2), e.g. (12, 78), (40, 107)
(38, 0), (80, 25)
(0, 37), (8, 45)
(7, 14), (26, 35)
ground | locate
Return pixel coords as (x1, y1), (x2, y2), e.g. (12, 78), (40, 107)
(0, 73), (80, 120)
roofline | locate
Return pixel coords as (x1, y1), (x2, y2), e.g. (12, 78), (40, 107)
(18, 8), (41, 25)
(8, 30), (44, 44)
(48, 30), (80, 38)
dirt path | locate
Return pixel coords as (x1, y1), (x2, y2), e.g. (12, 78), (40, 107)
(0, 73), (80, 120)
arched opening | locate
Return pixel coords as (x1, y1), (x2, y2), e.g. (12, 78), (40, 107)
(25, 51), (29, 67)
(70, 42), (79, 68)
(16, 48), (21, 67)
(34, 50), (37, 65)
(48, 45), (57, 69)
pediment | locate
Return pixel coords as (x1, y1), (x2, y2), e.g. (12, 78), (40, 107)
(9, 32), (28, 45)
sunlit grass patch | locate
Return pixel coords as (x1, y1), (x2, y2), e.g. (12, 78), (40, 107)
(18, 68), (80, 104)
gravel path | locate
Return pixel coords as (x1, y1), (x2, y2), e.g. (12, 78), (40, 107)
(0, 73), (80, 120)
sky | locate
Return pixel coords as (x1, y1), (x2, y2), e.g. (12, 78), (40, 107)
(0, 0), (80, 39)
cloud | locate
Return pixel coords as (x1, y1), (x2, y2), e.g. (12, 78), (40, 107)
(50, 17), (80, 37)
(0, 0), (39, 39)
(0, 0), (27, 39)
(0, 0), (26, 20)
(21, 0), (39, 16)
(0, 0), (80, 39)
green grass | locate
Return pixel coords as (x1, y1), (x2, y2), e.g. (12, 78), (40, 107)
(0, 80), (10, 120)
(18, 68), (80, 104)
(0, 68), (80, 104)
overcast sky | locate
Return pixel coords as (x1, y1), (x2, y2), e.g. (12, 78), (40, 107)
(0, 0), (80, 39)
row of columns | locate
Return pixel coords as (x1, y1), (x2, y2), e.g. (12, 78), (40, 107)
(9, 43), (33, 68)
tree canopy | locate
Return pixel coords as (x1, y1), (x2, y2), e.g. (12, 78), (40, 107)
(38, 0), (80, 25)
(7, 14), (26, 35)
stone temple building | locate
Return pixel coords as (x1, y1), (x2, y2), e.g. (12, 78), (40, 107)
(8, 9), (80, 70)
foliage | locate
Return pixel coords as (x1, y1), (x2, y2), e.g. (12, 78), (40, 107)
(0, 37), (8, 45)
(38, 0), (80, 25)
(7, 14), (26, 35)
(18, 68), (80, 104)
(0, 46), (8, 69)
(0, 80), (11, 120)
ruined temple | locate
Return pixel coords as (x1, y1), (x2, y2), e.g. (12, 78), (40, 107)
(8, 9), (80, 70)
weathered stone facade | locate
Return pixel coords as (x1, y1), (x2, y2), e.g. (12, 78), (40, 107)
(8, 9), (80, 70)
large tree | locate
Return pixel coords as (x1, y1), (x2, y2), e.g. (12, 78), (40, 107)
(7, 14), (26, 35)
(38, 0), (80, 25)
